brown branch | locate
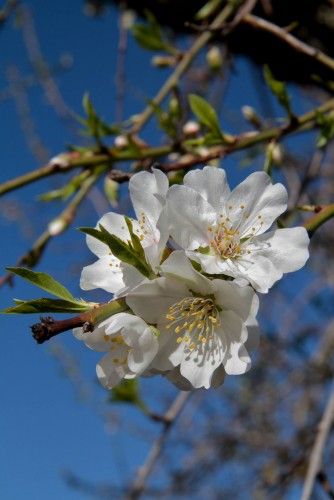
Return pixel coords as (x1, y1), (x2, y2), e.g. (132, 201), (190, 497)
(126, 391), (191, 500)
(30, 298), (128, 344)
(301, 379), (334, 500)
(31, 313), (93, 344)
(2, 96), (334, 198)
(243, 14), (334, 73)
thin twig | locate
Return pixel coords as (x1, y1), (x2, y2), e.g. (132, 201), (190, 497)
(130, 3), (236, 134)
(126, 391), (191, 500)
(301, 379), (334, 500)
(2, 95), (334, 197)
(243, 14), (334, 73)
(0, 168), (105, 288)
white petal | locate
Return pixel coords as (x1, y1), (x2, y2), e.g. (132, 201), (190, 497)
(256, 227), (309, 273)
(227, 172), (287, 235)
(96, 353), (130, 389)
(73, 323), (109, 352)
(183, 166), (230, 213)
(127, 326), (159, 373)
(188, 251), (230, 275)
(130, 169), (168, 225)
(86, 212), (129, 257)
(167, 185), (216, 250)
(237, 254), (284, 293)
(117, 263), (146, 295)
(126, 277), (189, 324)
(219, 310), (249, 375)
(150, 329), (179, 372)
(213, 280), (257, 321)
(80, 256), (125, 294)
(224, 343), (251, 375)
(180, 336), (224, 389)
(160, 250), (213, 296)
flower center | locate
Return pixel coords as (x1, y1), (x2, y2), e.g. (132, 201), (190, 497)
(165, 297), (220, 351)
(208, 220), (242, 259)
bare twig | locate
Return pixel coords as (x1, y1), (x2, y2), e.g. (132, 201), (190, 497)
(130, 3), (236, 134)
(301, 379), (334, 500)
(29, 299), (128, 344)
(0, 168), (104, 288)
(126, 391), (191, 499)
(243, 14), (334, 73)
(2, 96), (334, 197)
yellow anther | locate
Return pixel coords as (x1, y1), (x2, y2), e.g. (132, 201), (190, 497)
(176, 337), (183, 343)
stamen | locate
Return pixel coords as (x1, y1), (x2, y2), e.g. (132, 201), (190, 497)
(165, 297), (220, 350)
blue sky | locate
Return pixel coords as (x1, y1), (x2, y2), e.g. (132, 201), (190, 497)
(0, 1), (323, 498)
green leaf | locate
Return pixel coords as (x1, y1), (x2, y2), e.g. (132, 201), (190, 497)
(3, 298), (92, 314)
(103, 177), (119, 208)
(39, 171), (90, 202)
(315, 111), (334, 148)
(125, 217), (145, 256)
(110, 379), (148, 412)
(188, 94), (222, 139)
(6, 267), (75, 301)
(80, 93), (120, 140)
(149, 100), (178, 139)
(79, 225), (153, 279)
(131, 11), (172, 53)
(195, 0), (222, 20)
(263, 65), (292, 117)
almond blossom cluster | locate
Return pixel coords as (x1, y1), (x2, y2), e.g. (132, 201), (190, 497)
(74, 166), (310, 390)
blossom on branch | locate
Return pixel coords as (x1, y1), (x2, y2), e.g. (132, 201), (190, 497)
(167, 166), (310, 292)
(80, 168), (169, 295)
(73, 312), (159, 389)
(126, 251), (259, 389)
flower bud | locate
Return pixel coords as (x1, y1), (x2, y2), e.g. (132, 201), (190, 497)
(114, 135), (128, 149)
(271, 143), (284, 164)
(206, 46), (223, 71)
(151, 55), (176, 68)
(49, 154), (70, 168)
(48, 218), (66, 236)
(183, 120), (200, 136)
(241, 105), (261, 128)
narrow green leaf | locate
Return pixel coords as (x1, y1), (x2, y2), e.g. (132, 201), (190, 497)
(3, 298), (92, 314)
(315, 111), (334, 148)
(195, 0), (222, 20)
(263, 65), (292, 116)
(6, 267), (75, 301)
(188, 94), (222, 138)
(125, 217), (145, 255)
(79, 226), (152, 278)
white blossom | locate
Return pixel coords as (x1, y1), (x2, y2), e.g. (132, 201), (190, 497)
(73, 313), (159, 389)
(167, 166), (309, 293)
(126, 251), (259, 389)
(80, 168), (169, 296)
